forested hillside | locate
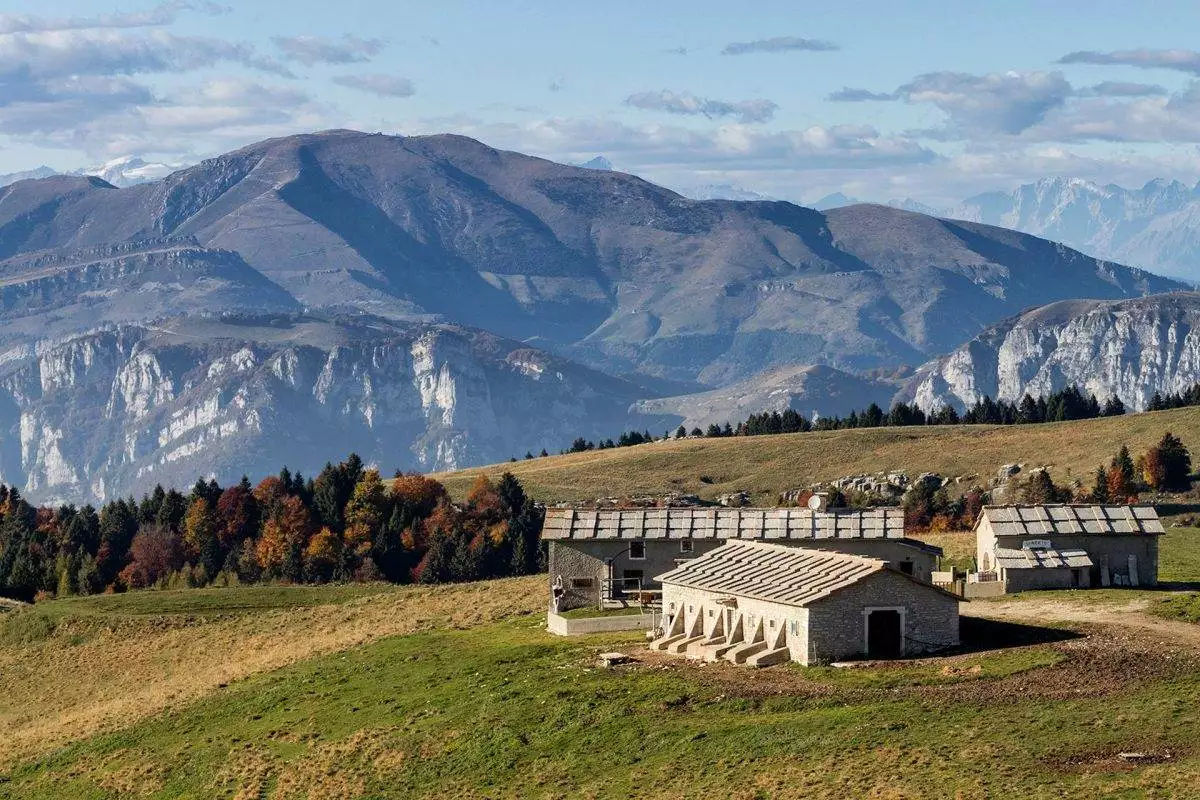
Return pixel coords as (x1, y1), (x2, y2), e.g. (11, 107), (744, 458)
(0, 454), (543, 602)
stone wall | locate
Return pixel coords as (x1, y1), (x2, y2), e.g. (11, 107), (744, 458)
(806, 571), (961, 664)
(660, 570), (960, 666)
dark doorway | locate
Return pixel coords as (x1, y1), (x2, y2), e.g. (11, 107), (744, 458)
(867, 610), (903, 658)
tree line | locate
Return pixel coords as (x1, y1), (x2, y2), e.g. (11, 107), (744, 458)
(555, 384), (1200, 454)
(0, 454), (544, 602)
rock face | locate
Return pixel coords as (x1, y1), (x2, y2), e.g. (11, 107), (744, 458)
(0, 316), (650, 505)
(899, 293), (1200, 412)
(953, 177), (1200, 282)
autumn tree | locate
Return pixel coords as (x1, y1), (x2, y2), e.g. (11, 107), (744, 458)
(343, 469), (386, 567)
(182, 497), (221, 579)
(255, 495), (313, 581)
(119, 524), (183, 590)
(303, 527), (342, 583)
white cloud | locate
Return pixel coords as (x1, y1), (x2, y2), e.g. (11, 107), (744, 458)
(272, 34), (385, 66)
(721, 37), (838, 55)
(0, 29), (291, 80)
(625, 90), (777, 123)
(0, 1), (226, 35)
(1059, 49), (1200, 75)
(332, 74), (415, 98)
(896, 71), (1072, 135)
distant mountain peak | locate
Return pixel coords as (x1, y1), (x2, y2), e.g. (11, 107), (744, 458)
(576, 156), (613, 170)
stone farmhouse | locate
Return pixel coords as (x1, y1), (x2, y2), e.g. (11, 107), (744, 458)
(543, 505), (943, 611)
(974, 505), (1164, 592)
(650, 540), (961, 666)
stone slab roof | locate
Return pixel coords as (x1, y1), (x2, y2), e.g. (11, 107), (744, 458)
(993, 546), (1094, 570)
(542, 506), (906, 542)
(978, 505), (1164, 537)
(654, 540), (959, 608)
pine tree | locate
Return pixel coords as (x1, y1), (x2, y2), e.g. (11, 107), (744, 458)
(1153, 432), (1192, 491)
(1092, 466), (1109, 502)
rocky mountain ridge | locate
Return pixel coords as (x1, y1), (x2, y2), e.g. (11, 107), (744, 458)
(0, 315), (652, 504)
(899, 293), (1200, 412)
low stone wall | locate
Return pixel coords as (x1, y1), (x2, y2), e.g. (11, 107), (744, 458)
(547, 610), (662, 637)
(964, 581), (1006, 599)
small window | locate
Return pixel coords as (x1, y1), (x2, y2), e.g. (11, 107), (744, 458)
(789, 620), (801, 636)
(623, 569), (643, 582)
(688, 605), (694, 613)
(899, 561), (914, 575)
(569, 577), (594, 589)
(629, 541), (646, 560)
(707, 609), (714, 617)
(768, 619), (776, 629)
(680, 540), (694, 554)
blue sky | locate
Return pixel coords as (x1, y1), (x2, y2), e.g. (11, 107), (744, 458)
(5, 0), (1200, 204)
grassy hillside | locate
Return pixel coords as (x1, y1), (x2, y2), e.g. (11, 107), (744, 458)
(435, 407), (1200, 503)
(3, 579), (1200, 797)
(0, 578), (546, 769)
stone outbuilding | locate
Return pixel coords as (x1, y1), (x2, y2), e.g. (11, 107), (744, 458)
(974, 505), (1164, 592)
(649, 540), (961, 666)
(543, 506), (943, 611)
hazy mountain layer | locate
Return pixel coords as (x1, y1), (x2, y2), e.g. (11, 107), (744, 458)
(633, 364), (896, 430)
(953, 177), (1200, 282)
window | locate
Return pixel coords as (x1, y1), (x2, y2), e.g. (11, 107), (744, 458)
(628, 541), (646, 560)
(707, 609), (714, 617)
(679, 540), (693, 554)
(569, 577), (594, 589)
(768, 619), (776, 629)
(898, 561), (914, 575)
(623, 569), (644, 582)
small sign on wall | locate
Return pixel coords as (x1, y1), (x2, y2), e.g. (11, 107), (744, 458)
(1022, 539), (1052, 550)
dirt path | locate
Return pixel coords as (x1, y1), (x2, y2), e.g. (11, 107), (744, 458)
(966, 596), (1200, 647)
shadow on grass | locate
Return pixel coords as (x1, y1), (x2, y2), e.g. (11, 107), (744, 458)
(1157, 581), (1200, 592)
(956, 616), (1082, 655)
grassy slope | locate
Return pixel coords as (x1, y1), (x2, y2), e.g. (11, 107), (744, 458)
(4, 611), (1199, 798)
(0, 579), (546, 768)
(433, 406), (1200, 503)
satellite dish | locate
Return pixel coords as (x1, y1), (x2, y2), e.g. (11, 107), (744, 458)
(807, 493), (827, 511)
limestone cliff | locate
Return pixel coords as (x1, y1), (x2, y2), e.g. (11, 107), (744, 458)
(899, 293), (1200, 412)
(0, 315), (648, 504)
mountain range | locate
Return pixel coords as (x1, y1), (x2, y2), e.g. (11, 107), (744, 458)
(0, 129), (1189, 502)
(0, 157), (182, 191)
(816, 177), (1200, 283)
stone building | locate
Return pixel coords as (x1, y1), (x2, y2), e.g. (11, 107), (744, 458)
(543, 506), (942, 611)
(974, 505), (1164, 592)
(649, 540), (961, 666)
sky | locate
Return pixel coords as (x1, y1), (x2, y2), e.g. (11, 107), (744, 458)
(5, 0), (1200, 205)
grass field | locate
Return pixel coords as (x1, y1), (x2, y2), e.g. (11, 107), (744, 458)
(2, 522), (1200, 798)
(3, 598), (1200, 798)
(433, 406), (1200, 504)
